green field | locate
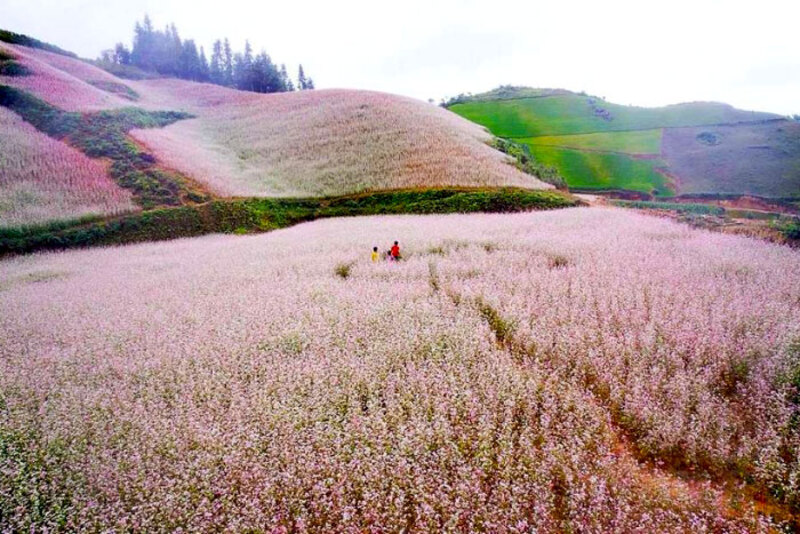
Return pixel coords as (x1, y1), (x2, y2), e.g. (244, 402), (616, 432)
(449, 94), (777, 138)
(523, 129), (662, 155)
(447, 87), (799, 198)
(526, 145), (673, 195)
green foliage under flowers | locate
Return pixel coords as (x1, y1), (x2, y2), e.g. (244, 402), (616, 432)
(0, 85), (205, 209)
(87, 80), (139, 101)
(0, 50), (30, 76)
(0, 188), (578, 255)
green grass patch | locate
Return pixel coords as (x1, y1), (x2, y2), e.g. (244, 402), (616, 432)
(523, 129), (662, 155)
(92, 60), (163, 81)
(611, 200), (725, 216)
(725, 209), (781, 220)
(0, 85), (206, 209)
(87, 81), (139, 101)
(525, 145), (673, 196)
(0, 188), (578, 256)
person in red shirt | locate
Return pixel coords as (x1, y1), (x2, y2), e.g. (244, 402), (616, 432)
(390, 241), (400, 261)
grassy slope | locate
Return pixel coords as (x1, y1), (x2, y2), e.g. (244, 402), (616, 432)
(449, 94), (778, 138)
(449, 89), (798, 198)
(523, 129), (662, 155)
(528, 145), (672, 195)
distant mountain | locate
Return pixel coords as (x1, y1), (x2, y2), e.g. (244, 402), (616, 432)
(447, 86), (800, 199)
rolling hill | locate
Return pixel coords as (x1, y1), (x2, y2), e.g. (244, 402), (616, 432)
(0, 39), (549, 219)
(448, 87), (800, 199)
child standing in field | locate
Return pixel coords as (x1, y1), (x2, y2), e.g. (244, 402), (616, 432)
(371, 246), (379, 262)
(391, 241), (400, 261)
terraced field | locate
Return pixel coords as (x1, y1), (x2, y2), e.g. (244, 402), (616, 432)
(523, 129), (662, 155)
(449, 88), (799, 198)
(449, 93), (775, 138)
(527, 145), (672, 195)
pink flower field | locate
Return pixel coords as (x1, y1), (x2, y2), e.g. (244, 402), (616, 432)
(1, 46), (552, 200)
(0, 43), (132, 112)
(2, 207), (799, 532)
(0, 107), (136, 227)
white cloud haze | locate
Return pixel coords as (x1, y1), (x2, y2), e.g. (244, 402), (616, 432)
(1, 0), (798, 114)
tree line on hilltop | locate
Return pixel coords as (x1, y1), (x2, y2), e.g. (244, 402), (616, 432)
(99, 15), (313, 93)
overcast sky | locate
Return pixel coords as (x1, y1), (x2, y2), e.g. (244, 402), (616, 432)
(1, 0), (798, 114)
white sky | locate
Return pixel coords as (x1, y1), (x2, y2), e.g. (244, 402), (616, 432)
(1, 0), (798, 114)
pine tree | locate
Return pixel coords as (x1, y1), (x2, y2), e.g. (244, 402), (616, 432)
(223, 38), (234, 87)
(113, 43), (131, 65)
(179, 39), (200, 80)
(118, 16), (303, 93)
(169, 24), (182, 75)
(280, 64), (294, 91)
(240, 40), (254, 91)
(131, 15), (155, 70)
(199, 46), (210, 82)
(209, 40), (223, 85)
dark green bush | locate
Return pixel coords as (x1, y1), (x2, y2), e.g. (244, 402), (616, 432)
(611, 200), (725, 216)
(1, 189), (578, 256)
(490, 137), (568, 189)
(0, 29), (77, 57)
(0, 60), (30, 76)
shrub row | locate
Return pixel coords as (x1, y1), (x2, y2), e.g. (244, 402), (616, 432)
(490, 137), (568, 189)
(611, 200), (726, 216)
(0, 188), (578, 256)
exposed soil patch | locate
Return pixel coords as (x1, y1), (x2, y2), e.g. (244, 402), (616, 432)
(662, 121), (800, 197)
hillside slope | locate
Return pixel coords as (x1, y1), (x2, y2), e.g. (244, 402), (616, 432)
(128, 82), (546, 197)
(0, 41), (549, 207)
(0, 106), (135, 227)
(448, 87), (799, 198)
(0, 42), (133, 111)
(450, 93), (778, 138)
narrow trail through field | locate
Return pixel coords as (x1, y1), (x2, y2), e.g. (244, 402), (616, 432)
(429, 266), (796, 529)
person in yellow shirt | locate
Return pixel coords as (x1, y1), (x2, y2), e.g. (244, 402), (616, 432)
(371, 246), (380, 262)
